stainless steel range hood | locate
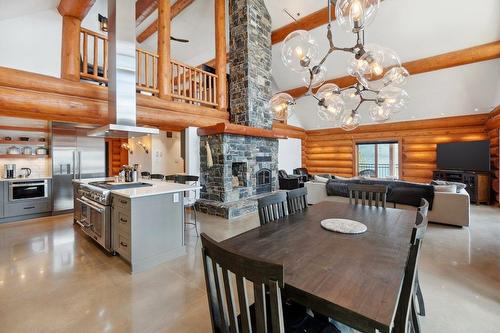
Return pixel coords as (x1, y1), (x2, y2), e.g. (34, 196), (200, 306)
(88, 0), (159, 138)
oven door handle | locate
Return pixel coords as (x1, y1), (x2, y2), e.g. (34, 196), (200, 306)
(9, 182), (46, 187)
(77, 197), (106, 213)
(75, 219), (90, 228)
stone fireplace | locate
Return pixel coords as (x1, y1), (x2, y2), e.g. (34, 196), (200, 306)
(196, 0), (277, 219)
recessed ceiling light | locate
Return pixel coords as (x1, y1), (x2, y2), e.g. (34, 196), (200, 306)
(474, 108), (479, 112)
(440, 113), (445, 116)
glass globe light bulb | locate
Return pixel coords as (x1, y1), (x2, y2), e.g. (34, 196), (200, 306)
(341, 88), (361, 110)
(377, 86), (409, 113)
(281, 30), (319, 73)
(357, 45), (402, 90)
(369, 104), (391, 122)
(383, 66), (410, 87)
(302, 65), (327, 88)
(269, 93), (295, 121)
(316, 83), (344, 121)
(341, 111), (361, 131)
(335, 0), (380, 32)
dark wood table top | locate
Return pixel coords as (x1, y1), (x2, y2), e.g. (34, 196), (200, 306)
(221, 201), (416, 333)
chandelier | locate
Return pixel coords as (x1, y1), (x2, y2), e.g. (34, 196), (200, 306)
(270, 0), (410, 131)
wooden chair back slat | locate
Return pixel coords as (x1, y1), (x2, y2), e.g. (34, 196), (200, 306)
(348, 184), (388, 208)
(201, 233), (285, 333)
(257, 192), (288, 226)
(394, 198), (430, 332)
(286, 187), (308, 215)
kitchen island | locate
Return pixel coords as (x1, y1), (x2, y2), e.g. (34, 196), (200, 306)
(74, 178), (200, 273)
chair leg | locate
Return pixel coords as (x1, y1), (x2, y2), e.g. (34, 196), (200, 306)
(415, 273), (426, 316)
(193, 206), (199, 236)
(411, 297), (421, 333)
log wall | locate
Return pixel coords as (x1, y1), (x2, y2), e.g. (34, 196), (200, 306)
(304, 114), (491, 184)
(487, 106), (500, 204)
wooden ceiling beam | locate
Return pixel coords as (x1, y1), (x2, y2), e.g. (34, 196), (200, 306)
(283, 40), (500, 98)
(137, 0), (194, 43)
(136, 0), (159, 26)
(57, 0), (96, 20)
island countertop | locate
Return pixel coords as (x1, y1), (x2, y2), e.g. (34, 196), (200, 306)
(73, 178), (201, 199)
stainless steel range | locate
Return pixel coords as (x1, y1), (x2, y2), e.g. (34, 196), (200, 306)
(76, 183), (112, 251)
(75, 181), (153, 252)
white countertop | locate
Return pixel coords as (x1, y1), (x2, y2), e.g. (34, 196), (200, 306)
(73, 178), (201, 199)
(0, 176), (52, 182)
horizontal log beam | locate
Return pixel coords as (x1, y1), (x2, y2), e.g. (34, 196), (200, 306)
(284, 41), (500, 98)
(307, 114), (489, 136)
(136, 0), (158, 26)
(137, 0), (194, 43)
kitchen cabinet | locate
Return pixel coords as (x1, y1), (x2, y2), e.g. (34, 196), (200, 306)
(111, 192), (185, 273)
(2, 179), (52, 219)
(0, 181), (4, 218)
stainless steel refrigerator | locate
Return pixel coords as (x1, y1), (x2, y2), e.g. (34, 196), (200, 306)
(52, 122), (106, 212)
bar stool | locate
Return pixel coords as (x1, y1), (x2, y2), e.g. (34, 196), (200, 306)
(168, 174), (199, 236)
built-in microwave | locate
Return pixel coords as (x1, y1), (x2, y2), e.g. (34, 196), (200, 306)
(8, 180), (48, 202)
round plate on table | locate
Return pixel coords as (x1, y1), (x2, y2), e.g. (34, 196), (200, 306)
(320, 218), (367, 234)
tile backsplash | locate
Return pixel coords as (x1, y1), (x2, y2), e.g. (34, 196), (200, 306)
(1, 157), (51, 179)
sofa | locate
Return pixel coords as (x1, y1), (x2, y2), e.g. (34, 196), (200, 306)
(305, 180), (470, 227)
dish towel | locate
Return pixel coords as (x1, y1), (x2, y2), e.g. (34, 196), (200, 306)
(206, 141), (213, 168)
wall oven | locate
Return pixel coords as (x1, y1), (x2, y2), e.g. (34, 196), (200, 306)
(9, 180), (48, 202)
(75, 196), (111, 251)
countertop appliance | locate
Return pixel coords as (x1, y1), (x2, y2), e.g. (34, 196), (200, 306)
(9, 179), (48, 202)
(52, 123), (106, 213)
(4, 164), (16, 179)
(19, 168), (31, 178)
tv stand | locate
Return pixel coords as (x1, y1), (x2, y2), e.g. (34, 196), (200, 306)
(433, 170), (490, 205)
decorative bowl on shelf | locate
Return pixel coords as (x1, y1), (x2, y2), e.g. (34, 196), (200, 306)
(7, 146), (21, 154)
(19, 137), (30, 142)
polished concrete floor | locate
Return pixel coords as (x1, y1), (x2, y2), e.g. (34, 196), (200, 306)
(0, 206), (499, 332)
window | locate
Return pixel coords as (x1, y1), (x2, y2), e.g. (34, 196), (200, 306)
(356, 142), (399, 178)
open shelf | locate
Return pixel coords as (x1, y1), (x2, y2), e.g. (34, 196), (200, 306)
(0, 125), (49, 133)
(0, 139), (48, 145)
(0, 154), (49, 159)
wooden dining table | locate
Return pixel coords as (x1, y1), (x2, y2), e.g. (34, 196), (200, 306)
(221, 201), (417, 333)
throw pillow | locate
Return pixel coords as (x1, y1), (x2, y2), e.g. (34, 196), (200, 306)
(313, 175), (330, 183)
(433, 184), (457, 193)
(431, 180), (467, 193)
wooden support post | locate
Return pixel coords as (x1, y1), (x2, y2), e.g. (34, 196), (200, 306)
(157, 0), (172, 99)
(215, 0), (227, 111)
(60, 16), (81, 81)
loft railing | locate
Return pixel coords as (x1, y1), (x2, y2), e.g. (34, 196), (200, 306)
(136, 48), (159, 94)
(171, 60), (218, 107)
(79, 28), (218, 108)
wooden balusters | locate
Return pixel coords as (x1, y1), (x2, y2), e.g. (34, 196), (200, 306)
(77, 27), (219, 107)
(169, 60), (218, 107)
(136, 48), (159, 94)
(80, 28), (108, 83)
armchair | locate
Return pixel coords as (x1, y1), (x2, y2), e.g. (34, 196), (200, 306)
(293, 168), (312, 183)
(278, 170), (303, 190)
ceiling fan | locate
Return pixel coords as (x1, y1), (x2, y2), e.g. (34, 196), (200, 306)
(170, 36), (189, 43)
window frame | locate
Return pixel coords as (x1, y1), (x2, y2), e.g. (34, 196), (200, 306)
(354, 139), (403, 179)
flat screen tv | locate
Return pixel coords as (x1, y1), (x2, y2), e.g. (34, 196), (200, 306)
(436, 140), (490, 172)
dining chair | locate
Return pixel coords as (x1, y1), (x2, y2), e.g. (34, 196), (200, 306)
(414, 199), (429, 320)
(257, 192), (288, 226)
(164, 174), (177, 182)
(393, 199), (429, 333)
(150, 173), (165, 180)
(177, 175), (200, 236)
(287, 187), (308, 215)
(348, 184), (388, 208)
(201, 232), (286, 332)
(201, 234), (334, 333)
(140, 171), (151, 179)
